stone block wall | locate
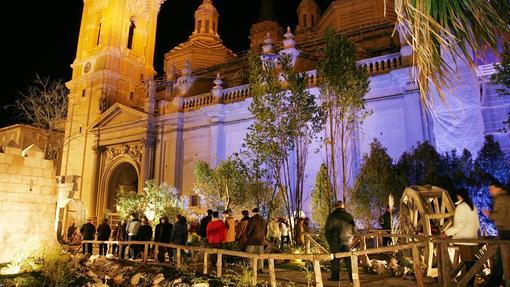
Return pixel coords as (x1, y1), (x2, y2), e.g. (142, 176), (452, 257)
(0, 144), (58, 263)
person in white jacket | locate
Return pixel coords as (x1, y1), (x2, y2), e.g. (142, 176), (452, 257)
(441, 188), (480, 287)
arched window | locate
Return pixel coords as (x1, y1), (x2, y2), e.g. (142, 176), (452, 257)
(311, 14), (315, 26)
(197, 20), (202, 32)
(127, 20), (136, 49)
(205, 20), (210, 33)
(303, 14), (308, 28)
(213, 22), (217, 33)
(96, 22), (102, 46)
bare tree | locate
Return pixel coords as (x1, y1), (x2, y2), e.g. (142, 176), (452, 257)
(15, 75), (68, 159)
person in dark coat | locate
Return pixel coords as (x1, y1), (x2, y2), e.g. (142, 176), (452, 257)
(379, 206), (392, 246)
(246, 208), (266, 271)
(155, 216), (173, 262)
(67, 223), (76, 242)
(235, 210), (250, 251)
(325, 201), (356, 282)
(112, 220), (124, 257)
(199, 210), (213, 246)
(170, 215), (189, 262)
(80, 218), (96, 255)
(138, 216), (153, 257)
(97, 218), (112, 256)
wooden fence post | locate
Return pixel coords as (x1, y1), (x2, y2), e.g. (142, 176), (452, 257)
(269, 258), (276, 287)
(412, 244), (425, 287)
(203, 252), (208, 275)
(252, 257), (258, 286)
(143, 243), (149, 264)
(438, 241), (451, 287)
(153, 243), (158, 261)
(501, 243), (510, 287)
(176, 248), (182, 269)
(351, 254), (360, 287)
(313, 259), (323, 287)
(216, 252), (223, 277)
(306, 236), (311, 254)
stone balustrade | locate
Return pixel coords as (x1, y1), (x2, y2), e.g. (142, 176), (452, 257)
(182, 93), (215, 111)
(357, 52), (402, 75)
(222, 84), (251, 103)
(176, 53), (404, 112)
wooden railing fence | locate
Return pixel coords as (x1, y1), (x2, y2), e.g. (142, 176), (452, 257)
(80, 238), (427, 287)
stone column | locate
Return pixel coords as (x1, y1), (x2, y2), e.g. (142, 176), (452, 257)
(88, 143), (104, 223)
(209, 115), (225, 167)
(159, 116), (184, 192)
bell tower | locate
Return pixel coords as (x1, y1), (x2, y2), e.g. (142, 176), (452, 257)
(61, 0), (164, 221)
(296, 0), (320, 33)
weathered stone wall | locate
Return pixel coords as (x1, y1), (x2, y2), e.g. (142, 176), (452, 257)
(0, 143), (58, 263)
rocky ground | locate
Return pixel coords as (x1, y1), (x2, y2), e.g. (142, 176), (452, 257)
(0, 252), (254, 287)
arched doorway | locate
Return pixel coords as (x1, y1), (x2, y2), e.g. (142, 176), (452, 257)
(107, 162), (138, 213)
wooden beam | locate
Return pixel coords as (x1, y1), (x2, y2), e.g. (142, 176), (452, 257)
(176, 248), (182, 269)
(269, 259), (276, 287)
(252, 258), (258, 286)
(313, 259), (323, 287)
(439, 242), (451, 287)
(216, 252), (223, 277)
(143, 243), (149, 264)
(457, 245), (498, 287)
(412, 244), (425, 287)
(501, 244), (510, 287)
(203, 252), (208, 275)
(351, 254), (360, 287)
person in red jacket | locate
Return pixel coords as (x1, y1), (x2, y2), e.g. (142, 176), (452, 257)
(206, 211), (226, 248)
(206, 211), (226, 267)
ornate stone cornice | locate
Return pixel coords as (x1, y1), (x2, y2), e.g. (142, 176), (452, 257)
(104, 143), (143, 164)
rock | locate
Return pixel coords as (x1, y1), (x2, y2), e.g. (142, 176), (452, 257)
(93, 276), (104, 284)
(131, 273), (143, 286)
(122, 266), (133, 273)
(113, 275), (123, 285)
(152, 273), (165, 285)
(193, 283), (210, 287)
(105, 254), (115, 260)
(172, 278), (182, 284)
(86, 270), (99, 278)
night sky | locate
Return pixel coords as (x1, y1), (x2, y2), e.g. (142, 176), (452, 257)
(1, 0), (333, 127)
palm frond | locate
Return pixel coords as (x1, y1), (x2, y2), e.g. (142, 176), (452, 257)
(394, 0), (510, 110)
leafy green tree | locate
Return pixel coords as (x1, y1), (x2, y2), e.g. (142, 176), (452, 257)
(245, 52), (323, 226)
(116, 180), (182, 222)
(492, 44), (510, 96)
(472, 135), (510, 235)
(311, 163), (333, 231)
(236, 150), (283, 219)
(491, 44), (510, 130)
(193, 158), (248, 211)
(317, 28), (370, 203)
(395, 141), (447, 189)
(441, 149), (475, 194)
(474, 135), (510, 184)
(351, 139), (400, 228)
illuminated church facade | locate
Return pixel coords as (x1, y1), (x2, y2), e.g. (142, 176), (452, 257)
(57, 0), (509, 226)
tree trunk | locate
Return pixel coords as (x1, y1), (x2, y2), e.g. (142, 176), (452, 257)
(328, 103), (338, 203)
(341, 119), (348, 203)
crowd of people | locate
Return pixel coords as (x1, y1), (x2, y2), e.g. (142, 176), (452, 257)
(61, 180), (508, 285)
